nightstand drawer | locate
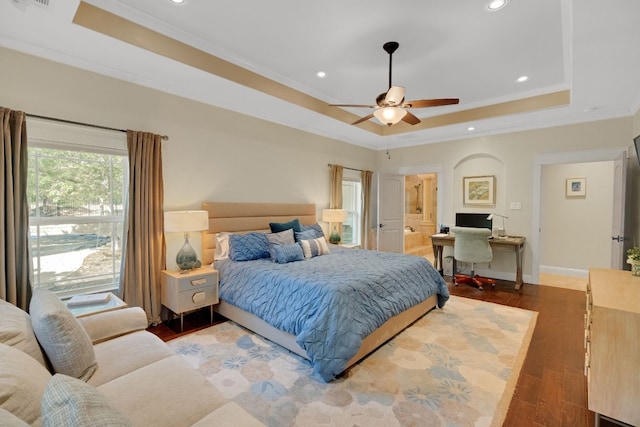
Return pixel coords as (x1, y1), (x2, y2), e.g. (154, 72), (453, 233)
(175, 285), (218, 312)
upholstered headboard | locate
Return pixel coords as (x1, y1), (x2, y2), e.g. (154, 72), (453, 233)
(201, 202), (316, 265)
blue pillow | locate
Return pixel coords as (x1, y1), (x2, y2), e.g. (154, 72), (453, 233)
(229, 232), (270, 261)
(294, 229), (318, 243)
(269, 219), (301, 233)
(299, 223), (324, 239)
(272, 243), (304, 264)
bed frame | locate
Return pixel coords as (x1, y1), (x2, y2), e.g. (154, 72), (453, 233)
(201, 201), (438, 371)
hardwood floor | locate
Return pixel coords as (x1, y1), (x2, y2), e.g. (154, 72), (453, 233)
(148, 276), (614, 427)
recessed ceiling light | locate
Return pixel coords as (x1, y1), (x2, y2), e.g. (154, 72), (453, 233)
(485, 0), (508, 11)
(168, 0), (187, 5)
(467, 126), (476, 131)
(316, 71), (327, 78)
(516, 75), (529, 83)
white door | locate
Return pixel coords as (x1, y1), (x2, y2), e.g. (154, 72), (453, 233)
(611, 152), (627, 269)
(377, 173), (404, 253)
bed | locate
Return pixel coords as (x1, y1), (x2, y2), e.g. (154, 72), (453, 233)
(202, 202), (449, 381)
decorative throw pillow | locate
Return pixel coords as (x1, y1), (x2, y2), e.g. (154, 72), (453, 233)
(214, 232), (231, 260)
(29, 288), (98, 381)
(269, 218), (301, 234)
(0, 299), (47, 367)
(300, 223), (324, 239)
(272, 243), (305, 264)
(299, 237), (331, 259)
(294, 229), (318, 243)
(42, 374), (132, 427)
(0, 343), (51, 426)
(229, 232), (270, 261)
(266, 229), (295, 261)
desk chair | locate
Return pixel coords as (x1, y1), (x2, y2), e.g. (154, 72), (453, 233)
(451, 226), (496, 290)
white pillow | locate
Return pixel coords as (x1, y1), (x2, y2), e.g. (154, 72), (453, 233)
(214, 232), (231, 260)
(29, 288), (98, 381)
(0, 343), (51, 426)
(42, 374), (132, 427)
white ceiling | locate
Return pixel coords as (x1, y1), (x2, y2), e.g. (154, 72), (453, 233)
(1, 0), (640, 150)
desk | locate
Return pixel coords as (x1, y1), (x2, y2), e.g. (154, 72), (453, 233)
(431, 234), (526, 290)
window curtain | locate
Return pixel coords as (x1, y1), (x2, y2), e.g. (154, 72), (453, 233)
(0, 108), (32, 310)
(121, 130), (165, 325)
(361, 170), (373, 250)
(330, 164), (343, 209)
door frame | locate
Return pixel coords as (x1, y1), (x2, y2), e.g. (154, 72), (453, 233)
(399, 164), (444, 233)
(531, 146), (629, 283)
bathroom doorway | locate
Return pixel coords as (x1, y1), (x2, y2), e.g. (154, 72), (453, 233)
(404, 174), (437, 258)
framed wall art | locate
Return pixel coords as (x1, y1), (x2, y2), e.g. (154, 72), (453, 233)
(566, 177), (586, 198)
(463, 175), (496, 206)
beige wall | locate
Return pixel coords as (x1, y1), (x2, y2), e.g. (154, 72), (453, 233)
(0, 47), (376, 268)
(540, 161), (614, 272)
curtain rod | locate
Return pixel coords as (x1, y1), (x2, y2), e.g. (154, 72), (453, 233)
(26, 113), (169, 141)
(327, 163), (365, 173)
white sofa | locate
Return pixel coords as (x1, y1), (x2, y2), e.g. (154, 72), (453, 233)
(0, 289), (263, 426)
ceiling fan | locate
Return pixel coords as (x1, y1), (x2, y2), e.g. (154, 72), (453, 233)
(329, 41), (459, 126)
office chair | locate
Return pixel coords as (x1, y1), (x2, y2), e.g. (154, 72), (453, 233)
(451, 226), (496, 290)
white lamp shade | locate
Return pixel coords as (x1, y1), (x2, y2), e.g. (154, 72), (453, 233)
(373, 106), (407, 125)
(322, 209), (347, 223)
(164, 210), (209, 232)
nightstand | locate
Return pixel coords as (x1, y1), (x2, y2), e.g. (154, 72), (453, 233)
(161, 267), (219, 332)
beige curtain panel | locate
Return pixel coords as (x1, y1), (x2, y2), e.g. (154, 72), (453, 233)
(329, 164), (343, 210)
(0, 107), (32, 310)
(121, 130), (165, 325)
(361, 170), (373, 250)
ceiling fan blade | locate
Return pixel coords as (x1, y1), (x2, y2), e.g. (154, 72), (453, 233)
(403, 98), (460, 108)
(401, 111), (421, 125)
(352, 113), (375, 125)
(329, 103), (377, 108)
(384, 86), (405, 106)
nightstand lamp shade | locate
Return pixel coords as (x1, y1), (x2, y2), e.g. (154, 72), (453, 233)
(322, 209), (347, 244)
(164, 210), (209, 271)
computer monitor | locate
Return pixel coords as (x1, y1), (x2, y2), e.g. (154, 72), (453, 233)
(455, 213), (492, 230)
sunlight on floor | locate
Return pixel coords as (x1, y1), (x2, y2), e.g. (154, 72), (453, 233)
(539, 273), (587, 291)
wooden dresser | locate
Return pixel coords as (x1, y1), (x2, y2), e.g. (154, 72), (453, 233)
(586, 268), (640, 426)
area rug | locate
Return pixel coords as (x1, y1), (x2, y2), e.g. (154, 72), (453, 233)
(167, 296), (537, 427)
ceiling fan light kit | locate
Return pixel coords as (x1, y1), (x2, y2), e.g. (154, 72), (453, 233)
(374, 106), (407, 126)
(329, 41), (459, 127)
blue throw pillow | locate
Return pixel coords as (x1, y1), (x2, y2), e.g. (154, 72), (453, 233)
(229, 232), (270, 261)
(299, 223), (324, 239)
(294, 229), (318, 243)
(269, 219), (301, 233)
(272, 243), (304, 264)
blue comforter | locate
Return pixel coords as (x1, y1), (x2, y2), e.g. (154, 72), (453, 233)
(215, 246), (449, 381)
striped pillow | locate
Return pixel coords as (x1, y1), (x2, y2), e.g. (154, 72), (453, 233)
(299, 237), (331, 259)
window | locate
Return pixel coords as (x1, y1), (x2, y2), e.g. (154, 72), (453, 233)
(341, 171), (363, 246)
(27, 121), (127, 298)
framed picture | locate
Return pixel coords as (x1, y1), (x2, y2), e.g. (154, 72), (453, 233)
(566, 177), (586, 198)
(463, 175), (496, 206)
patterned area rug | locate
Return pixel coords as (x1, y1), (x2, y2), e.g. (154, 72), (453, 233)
(167, 296), (537, 427)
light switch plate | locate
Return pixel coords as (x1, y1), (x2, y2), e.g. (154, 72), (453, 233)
(510, 202), (522, 210)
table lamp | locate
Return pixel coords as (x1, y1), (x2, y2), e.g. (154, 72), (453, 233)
(322, 209), (347, 244)
(487, 213), (508, 237)
(164, 210), (209, 271)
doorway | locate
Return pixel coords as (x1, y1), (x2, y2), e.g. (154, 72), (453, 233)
(532, 147), (628, 284)
(403, 174), (437, 257)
